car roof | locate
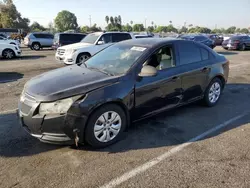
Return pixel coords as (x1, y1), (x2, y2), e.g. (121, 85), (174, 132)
(91, 31), (131, 35)
(118, 38), (181, 48)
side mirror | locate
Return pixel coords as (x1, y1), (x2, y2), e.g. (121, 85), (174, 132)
(97, 41), (104, 45)
(139, 65), (157, 77)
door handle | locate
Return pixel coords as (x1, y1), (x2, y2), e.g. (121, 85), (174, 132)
(171, 76), (179, 81)
(201, 67), (209, 72)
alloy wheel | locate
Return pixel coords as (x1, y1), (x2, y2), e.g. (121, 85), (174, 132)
(78, 54), (90, 64)
(94, 111), (122, 143)
(3, 50), (14, 59)
(208, 82), (221, 103)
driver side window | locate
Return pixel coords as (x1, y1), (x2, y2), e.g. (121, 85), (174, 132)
(98, 34), (112, 44)
(143, 46), (175, 71)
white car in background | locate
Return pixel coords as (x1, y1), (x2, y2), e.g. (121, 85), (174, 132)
(55, 31), (134, 65)
(0, 36), (20, 47)
(0, 43), (22, 59)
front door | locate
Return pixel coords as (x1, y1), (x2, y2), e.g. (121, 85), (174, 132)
(133, 45), (182, 119)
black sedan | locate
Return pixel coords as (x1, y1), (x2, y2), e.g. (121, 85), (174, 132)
(222, 35), (250, 50)
(18, 39), (229, 148)
(179, 35), (215, 49)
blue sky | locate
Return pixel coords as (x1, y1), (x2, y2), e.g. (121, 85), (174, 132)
(14, 0), (250, 29)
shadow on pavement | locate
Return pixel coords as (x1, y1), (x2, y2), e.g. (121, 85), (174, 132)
(217, 51), (238, 55)
(0, 83), (249, 157)
(17, 55), (46, 60)
(0, 72), (24, 83)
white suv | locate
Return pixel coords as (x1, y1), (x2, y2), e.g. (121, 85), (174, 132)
(0, 36), (21, 47)
(0, 43), (22, 59)
(55, 32), (134, 65)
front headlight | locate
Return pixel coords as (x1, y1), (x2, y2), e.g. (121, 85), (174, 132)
(39, 98), (74, 115)
(66, 49), (77, 54)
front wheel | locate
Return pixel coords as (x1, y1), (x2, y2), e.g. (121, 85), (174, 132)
(85, 104), (127, 148)
(2, 49), (15, 59)
(76, 53), (90, 65)
(203, 78), (222, 107)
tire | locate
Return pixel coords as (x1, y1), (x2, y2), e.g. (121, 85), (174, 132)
(32, 43), (41, 51)
(76, 53), (90, 65)
(203, 78), (222, 107)
(2, 49), (15, 59)
(240, 44), (246, 51)
(85, 104), (127, 148)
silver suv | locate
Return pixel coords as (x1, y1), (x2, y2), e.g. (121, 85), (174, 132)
(24, 32), (54, 50)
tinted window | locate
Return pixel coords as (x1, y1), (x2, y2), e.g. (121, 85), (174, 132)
(112, 33), (131, 42)
(0, 36), (4, 40)
(99, 34), (112, 43)
(178, 42), (202, 65)
(81, 33), (101, 44)
(195, 36), (207, 41)
(200, 48), (209, 60)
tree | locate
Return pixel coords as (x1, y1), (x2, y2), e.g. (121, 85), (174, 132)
(30, 21), (45, 31)
(179, 26), (188, 33)
(130, 20), (133, 25)
(105, 16), (109, 25)
(118, 15), (122, 25)
(110, 16), (114, 25)
(54, 10), (78, 32)
(81, 25), (90, 33)
(151, 21), (154, 26)
(48, 21), (56, 33)
(114, 16), (118, 25)
(122, 23), (133, 32)
(226, 26), (236, 34)
(235, 28), (241, 33)
(133, 24), (145, 32)
(0, 0), (30, 30)
(90, 23), (102, 32)
(211, 28), (222, 34)
(147, 26), (154, 32)
(240, 28), (249, 34)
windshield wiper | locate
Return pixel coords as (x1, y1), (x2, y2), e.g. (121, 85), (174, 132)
(88, 67), (114, 76)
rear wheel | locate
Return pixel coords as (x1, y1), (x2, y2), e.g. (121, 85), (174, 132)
(32, 43), (41, 51)
(203, 78), (222, 107)
(76, 53), (90, 65)
(85, 104), (127, 148)
(2, 49), (15, 59)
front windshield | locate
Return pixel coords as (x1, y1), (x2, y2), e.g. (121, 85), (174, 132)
(81, 33), (101, 44)
(82, 44), (147, 75)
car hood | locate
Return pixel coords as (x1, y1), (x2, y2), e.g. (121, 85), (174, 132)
(59, 42), (93, 50)
(24, 65), (119, 102)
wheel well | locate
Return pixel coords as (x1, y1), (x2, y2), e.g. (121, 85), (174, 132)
(10, 42), (15, 45)
(77, 52), (91, 58)
(84, 101), (130, 135)
(2, 48), (14, 56)
(214, 75), (226, 88)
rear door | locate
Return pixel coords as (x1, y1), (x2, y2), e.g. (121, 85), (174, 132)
(177, 41), (211, 102)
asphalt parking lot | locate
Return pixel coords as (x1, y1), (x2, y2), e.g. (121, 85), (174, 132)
(0, 47), (250, 188)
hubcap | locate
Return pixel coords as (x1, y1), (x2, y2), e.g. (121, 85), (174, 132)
(94, 111), (122, 143)
(34, 44), (39, 50)
(79, 55), (89, 64)
(208, 82), (221, 103)
(4, 50), (14, 59)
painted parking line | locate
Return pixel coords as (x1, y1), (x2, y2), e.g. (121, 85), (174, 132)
(100, 111), (250, 188)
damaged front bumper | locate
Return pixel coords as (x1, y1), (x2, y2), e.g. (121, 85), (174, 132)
(17, 97), (88, 145)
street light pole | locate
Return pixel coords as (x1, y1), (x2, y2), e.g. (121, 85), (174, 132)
(89, 15), (92, 28)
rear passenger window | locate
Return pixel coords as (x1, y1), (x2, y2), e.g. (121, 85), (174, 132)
(112, 34), (131, 42)
(200, 48), (209, 60)
(178, 42), (202, 65)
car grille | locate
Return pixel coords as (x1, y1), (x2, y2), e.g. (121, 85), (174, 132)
(57, 49), (65, 55)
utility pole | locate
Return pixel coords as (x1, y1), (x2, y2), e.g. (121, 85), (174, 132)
(145, 18), (147, 30)
(89, 15), (92, 28)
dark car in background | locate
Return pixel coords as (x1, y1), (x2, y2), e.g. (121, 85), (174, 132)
(207, 34), (224, 45)
(222, 35), (250, 50)
(18, 38), (229, 148)
(52, 33), (87, 50)
(179, 35), (215, 49)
